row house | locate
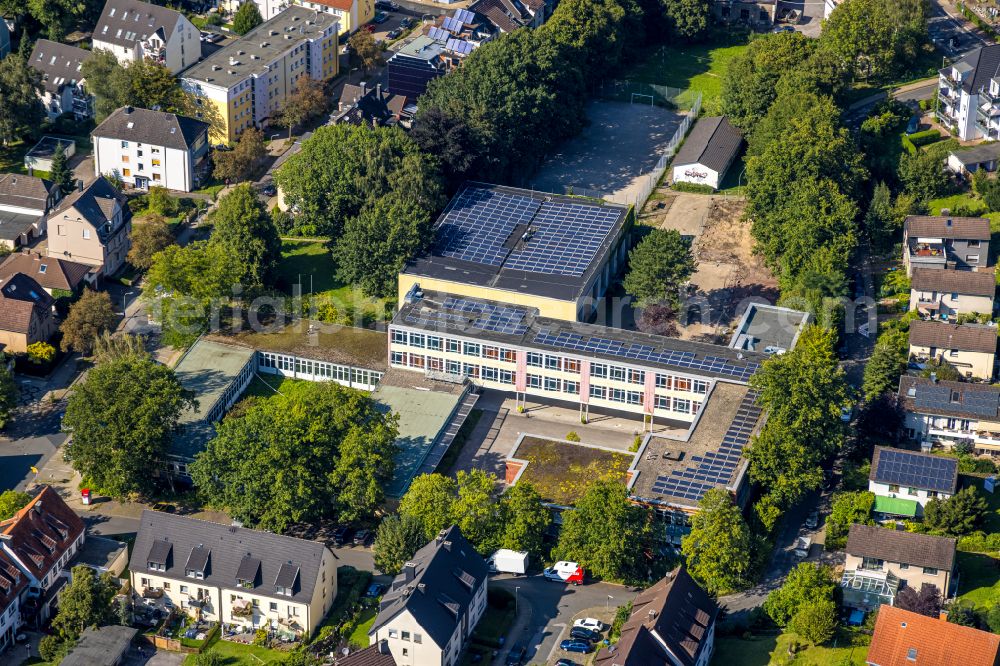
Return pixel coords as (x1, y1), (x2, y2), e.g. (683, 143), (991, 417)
(908, 319), (997, 381)
(909, 267), (996, 321)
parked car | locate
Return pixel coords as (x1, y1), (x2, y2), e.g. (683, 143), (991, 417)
(569, 627), (600, 642)
(555, 661), (578, 666)
(353, 529), (372, 546)
(573, 618), (604, 631)
(364, 583), (385, 598)
(505, 645), (527, 665)
(373, 11), (389, 23)
(560, 640), (592, 654)
(387, 28), (402, 39)
(332, 525), (351, 545)
(399, 17), (413, 28)
(362, 24), (376, 33)
(376, 0), (399, 9)
(805, 511), (820, 530)
(260, 183), (277, 197)
(544, 561), (585, 585)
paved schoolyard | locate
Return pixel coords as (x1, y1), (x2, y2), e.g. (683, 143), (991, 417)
(529, 100), (683, 206)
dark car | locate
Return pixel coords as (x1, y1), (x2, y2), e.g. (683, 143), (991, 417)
(363, 583), (385, 598)
(569, 627), (599, 642)
(373, 11), (389, 23)
(387, 28), (402, 39)
(399, 17), (413, 28)
(505, 645), (527, 665)
(353, 529), (372, 546)
(362, 23), (376, 33)
(332, 525), (351, 546)
(560, 640), (591, 654)
(261, 183), (277, 197)
(555, 661), (578, 666)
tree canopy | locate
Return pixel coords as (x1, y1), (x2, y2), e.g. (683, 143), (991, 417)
(60, 290), (118, 355)
(499, 482), (551, 557)
(764, 563), (836, 627)
(0, 53), (43, 146)
(51, 565), (119, 641)
(819, 0), (927, 82)
(622, 229), (696, 307)
(232, 1), (264, 35)
(213, 127), (266, 183)
(0, 364), (15, 430)
(0, 490), (31, 520)
(128, 217), (175, 270)
(824, 491), (875, 549)
(923, 486), (989, 536)
(209, 183), (281, 293)
(681, 488), (758, 594)
(81, 50), (188, 121)
(373, 514), (426, 575)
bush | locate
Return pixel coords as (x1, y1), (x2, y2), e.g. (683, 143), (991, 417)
(908, 129), (944, 148)
(252, 628), (268, 647)
(565, 431), (581, 442)
(39, 635), (67, 661)
(672, 181), (714, 194)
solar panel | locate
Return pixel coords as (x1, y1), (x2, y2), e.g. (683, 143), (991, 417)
(428, 26), (449, 41)
(454, 8), (475, 23)
(874, 448), (958, 493)
(914, 383), (1000, 418)
(446, 38), (473, 55)
(441, 297), (530, 335)
(436, 187), (541, 266)
(442, 16), (463, 32)
(504, 202), (621, 277)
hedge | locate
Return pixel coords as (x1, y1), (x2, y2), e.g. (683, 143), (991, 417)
(672, 181), (714, 194)
(958, 531), (1000, 553)
(908, 129), (944, 147)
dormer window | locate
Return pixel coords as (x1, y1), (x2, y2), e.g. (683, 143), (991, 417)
(275, 562), (299, 597)
(236, 555), (260, 589)
(147, 539), (172, 572)
(185, 545), (210, 580)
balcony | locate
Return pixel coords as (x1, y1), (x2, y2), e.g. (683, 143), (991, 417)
(231, 599), (253, 618)
(908, 242), (947, 268)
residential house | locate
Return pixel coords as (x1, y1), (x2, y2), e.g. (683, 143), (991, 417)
(711, 0), (775, 27)
(841, 524), (956, 611)
(0, 251), (94, 296)
(868, 446), (959, 519)
(469, 0), (545, 31)
(369, 525), (489, 666)
(898, 375), (1000, 455)
(180, 7), (339, 143)
(0, 173), (63, 250)
(129, 510), (338, 638)
(909, 268), (996, 320)
(0, 486), (86, 627)
(91, 0), (200, 74)
(937, 44), (1000, 141)
(92, 106), (210, 192)
(948, 142), (1000, 176)
(333, 81), (406, 126)
(47, 176), (132, 278)
(292, 0), (374, 34)
(29, 40), (94, 120)
(670, 116), (744, 191)
(0, 273), (57, 353)
(866, 605), (1000, 666)
(903, 215), (991, 276)
(908, 319), (997, 380)
(593, 566), (718, 666)
(0, 550), (27, 655)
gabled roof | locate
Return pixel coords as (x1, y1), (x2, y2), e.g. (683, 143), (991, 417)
(671, 116), (744, 174)
(305, 0), (354, 10)
(29, 40), (91, 95)
(93, 0), (184, 49)
(905, 215), (991, 240)
(52, 176), (131, 242)
(898, 375), (1000, 420)
(0, 252), (93, 292)
(93, 106), (209, 152)
(869, 446), (959, 495)
(945, 44), (1000, 95)
(0, 486), (85, 581)
(129, 510), (330, 604)
(0, 273), (55, 335)
(0, 173), (58, 213)
(908, 319), (998, 354)
(469, 0), (528, 32)
(371, 525), (488, 649)
(0, 550), (28, 614)
(867, 605), (1000, 666)
(846, 524), (956, 572)
(334, 642), (398, 666)
(594, 566), (717, 666)
(910, 267), (996, 298)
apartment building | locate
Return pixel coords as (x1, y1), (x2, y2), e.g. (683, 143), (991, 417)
(29, 40), (94, 120)
(92, 106), (210, 192)
(842, 524), (955, 611)
(0, 550), (26, 655)
(909, 267), (996, 320)
(0, 173), (62, 251)
(908, 319), (997, 380)
(293, 0), (374, 34)
(92, 0), (200, 74)
(370, 526), (488, 666)
(47, 177), (132, 277)
(937, 44), (1000, 140)
(868, 446), (959, 519)
(180, 7), (339, 144)
(903, 215), (991, 276)
(898, 375), (1000, 456)
(130, 511), (338, 638)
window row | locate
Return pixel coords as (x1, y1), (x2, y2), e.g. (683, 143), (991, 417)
(392, 330), (517, 362)
(526, 374), (579, 395)
(258, 352), (380, 387)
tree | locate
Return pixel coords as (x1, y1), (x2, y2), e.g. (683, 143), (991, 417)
(665, 0), (710, 40)
(277, 77), (327, 138)
(49, 144), (73, 195)
(82, 50), (187, 121)
(399, 474), (459, 541)
(452, 470), (503, 554)
(348, 30), (381, 73)
(26, 0), (88, 40)
(774, 49), (849, 103)
(91, 332), (149, 364)
(60, 290), (118, 355)
(0, 53), (43, 146)
(554, 479), (654, 583)
(895, 584), (941, 617)
(682, 488), (757, 594)
(924, 486), (989, 536)
(232, 1), (264, 35)
(409, 107), (481, 189)
(209, 183), (281, 292)
(764, 563), (836, 627)
(64, 355), (193, 498)
(747, 326), (851, 529)
(824, 491), (875, 548)
(0, 364), (14, 429)
(26, 341), (56, 364)
(819, 0), (926, 82)
(373, 514), (426, 575)
(500, 482), (551, 556)
(622, 229), (696, 307)
(863, 328), (909, 401)
(213, 127), (266, 183)
(128, 217), (174, 270)
(748, 92), (841, 159)
(789, 598), (838, 645)
(898, 145), (950, 203)
(190, 382), (398, 532)
(39, 635), (68, 662)
(864, 182), (904, 254)
(0, 490), (31, 520)
(51, 564), (119, 640)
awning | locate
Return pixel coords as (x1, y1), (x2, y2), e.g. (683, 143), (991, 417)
(874, 495), (919, 517)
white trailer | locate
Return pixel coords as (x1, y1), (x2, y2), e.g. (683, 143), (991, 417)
(487, 549), (529, 575)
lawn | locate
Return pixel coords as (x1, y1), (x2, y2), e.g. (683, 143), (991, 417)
(510, 436), (634, 506)
(348, 606), (377, 648)
(958, 551), (1000, 608)
(714, 629), (869, 666)
(626, 33), (749, 115)
(182, 634), (288, 664)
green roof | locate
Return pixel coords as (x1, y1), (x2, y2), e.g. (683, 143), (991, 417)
(873, 495), (919, 517)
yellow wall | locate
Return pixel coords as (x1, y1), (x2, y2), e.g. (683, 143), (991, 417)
(909, 344), (995, 381)
(397, 275), (581, 322)
(357, 0), (375, 27)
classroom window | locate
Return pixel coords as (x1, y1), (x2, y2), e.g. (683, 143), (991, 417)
(563, 381), (579, 394)
(527, 352), (543, 367)
(564, 358), (580, 373)
(527, 374), (541, 388)
(463, 342), (480, 357)
(590, 385), (606, 399)
(656, 374), (670, 389)
(590, 363), (608, 378)
(446, 339), (461, 353)
(544, 377), (560, 392)
(610, 366), (626, 381)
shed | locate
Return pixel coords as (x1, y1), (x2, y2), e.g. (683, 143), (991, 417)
(948, 142), (1000, 175)
(61, 625), (137, 666)
(671, 116), (743, 190)
(24, 136), (76, 173)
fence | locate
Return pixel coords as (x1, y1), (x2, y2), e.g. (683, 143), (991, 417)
(595, 81), (691, 111)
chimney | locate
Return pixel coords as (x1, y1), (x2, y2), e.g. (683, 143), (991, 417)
(359, 81), (367, 95)
(443, 540), (452, 552)
(403, 561), (416, 582)
(124, 106), (133, 114)
(376, 82), (382, 98)
(378, 639), (390, 655)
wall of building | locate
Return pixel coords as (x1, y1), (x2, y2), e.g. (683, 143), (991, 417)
(908, 290), (994, 318)
(868, 480), (951, 510)
(95, 137), (194, 192)
(672, 163), (721, 190)
(257, 351), (382, 390)
(371, 609), (446, 666)
(843, 552), (951, 596)
(908, 344), (994, 380)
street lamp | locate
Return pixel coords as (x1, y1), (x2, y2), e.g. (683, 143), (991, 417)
(606, 595), (613, 610)
(120, 290), (135, 316)
(515, 586), (520, 614)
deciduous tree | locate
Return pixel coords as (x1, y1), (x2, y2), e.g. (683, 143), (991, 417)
(863, 328), (908, 401)
(348, 30), (381, 73)
(51, 565), (119, 640)
(824, 491), (875, 548)
(0, 490), (31, 519)
(499, 482), (551, 556)
(0, 53), (43, 146)
(622, 229), (696, 307)
(277, 77), (327, 138)
(232, 1), (263, 35)
(373, 514), (427, 575)
(209, 183), (281, 292)
(82, 51), (187, 121)
(664, 0), (710, 39)
(60, 290), (118, 355)
(789, 598), (838, 645)
(213, 127), (266, 182)
(682, 488), (757, 594)
(399, 474), (459, 542)
(895, 584), (942, 617)
(764, 563), (836, 627)
(0, 364), (14, 429)
(128, 217), (174, 270)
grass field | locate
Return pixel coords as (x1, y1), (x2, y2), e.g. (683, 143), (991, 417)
(275, 239), (390, 319)
(348, 606), (378, 648)
(182, 633), (288, 664)
(627, 34), (749, 115)
(714, 629), (869, 666)
(958, 551), (1000, 608)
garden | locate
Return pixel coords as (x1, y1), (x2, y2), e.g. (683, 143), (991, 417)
(462, 589), (517, 665)
(508, 435), (634, 506)
(309, 566), (376, 655)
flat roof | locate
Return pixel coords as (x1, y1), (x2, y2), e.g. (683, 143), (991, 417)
(181, 7), (336, 89)
(729, 303), (811, 354)
(0, 210), (38, 242)
(402, 182), (631, 302)
(373, 380), (465, 498)
(628, 382), (762, 510)
(61, 625), (138, 666)
(396, 34), (447, 60)
(26, 136), (75, 159)
(72, 535), (127, 572)
(951, 142), (1000, 166)
(394, 291), (765, 383)
(509, 435), (635, 507)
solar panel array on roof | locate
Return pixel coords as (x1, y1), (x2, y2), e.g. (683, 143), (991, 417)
(446, 38), (474, 55)
(533, 328), (758, 381)
(442, 16), (464, 32)
(428, 26), (449, 41)
(404, 297), (530, 335)
(454, 8), (475, 23)
(436, 187), (541, 266)
(650, 390), (761, 503)
(914, 384), (1000, 418)
(504, 203), (624, 276)
(874, 449), (958, 493)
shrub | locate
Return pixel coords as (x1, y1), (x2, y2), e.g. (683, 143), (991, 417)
(907, 129), (944, 148)
(958, 531), (1000, 553)
(26, 341), (56, 364)
(630, 435), (642, 452)
(39, 635), (67, 661)
(672, 181), (714, 194)
(252, 628), (268, 647)
(565, 431), (581, 442)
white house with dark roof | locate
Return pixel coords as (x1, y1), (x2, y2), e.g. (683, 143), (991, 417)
(92, 106), (210, 192)
(91, 0), (200, 74)
(0, 173), (62, 251)
(670, 116), (743, 190)
(369, 525), (488, 666)
(868, 446), (959, 519)
(129, 510), (338, 638)
(909, 267), (996, 320)
(938, 44), (1000, 140)
(908, 319), (997, 381)
(29, 40), (94, 120)
(899, 375), (1000, 456)
(47, 176), (131, 277)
